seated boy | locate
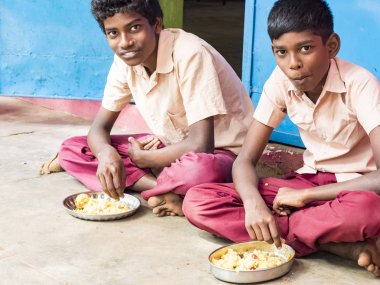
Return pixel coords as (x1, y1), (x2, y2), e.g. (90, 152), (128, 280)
(44, 0), (253, 217)
(183, 0), (380, 277)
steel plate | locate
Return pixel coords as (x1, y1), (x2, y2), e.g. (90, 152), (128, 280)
(209, 241), (295, 283)
(63, 191), (140, 221)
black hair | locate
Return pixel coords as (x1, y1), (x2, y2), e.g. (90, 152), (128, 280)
(268, 0), (333, 43)
(91, 0), (163, 33)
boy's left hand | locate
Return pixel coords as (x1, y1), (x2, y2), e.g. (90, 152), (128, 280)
(139, 136), (161, 150)
(272, 187), (307, 216)
(127, 137), (159, 168)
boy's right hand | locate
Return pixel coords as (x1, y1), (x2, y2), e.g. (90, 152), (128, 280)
(96, 146), (126, 200)
(244, 201), (282, 248)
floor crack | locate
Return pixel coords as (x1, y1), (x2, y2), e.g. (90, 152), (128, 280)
(2, 131), (35, 137)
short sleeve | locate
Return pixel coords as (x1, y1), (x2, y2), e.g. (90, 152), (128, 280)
(102, 56), (132, 112)
(351, 71), (380, 134)
(253, 68), (287, 128)
(176, 46), (227, 125)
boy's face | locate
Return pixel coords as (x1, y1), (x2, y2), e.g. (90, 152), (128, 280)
(103, 12), (162, 73)
(272, 31), (338, 96)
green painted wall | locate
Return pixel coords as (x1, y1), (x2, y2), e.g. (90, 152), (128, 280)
(159, 0), (184, 28)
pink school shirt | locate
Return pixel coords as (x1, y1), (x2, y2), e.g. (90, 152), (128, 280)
(101, 29), (254, 155)
(254, 58), (380, 182)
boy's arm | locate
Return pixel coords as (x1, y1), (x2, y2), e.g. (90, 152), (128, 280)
(87, 107), (125, 200)
(127, 116), (214, 169)
(232, 119), (282, 248)
(273, 125), (380, 214)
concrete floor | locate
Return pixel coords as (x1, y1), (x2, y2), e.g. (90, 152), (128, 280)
(1, 96), (379, 284)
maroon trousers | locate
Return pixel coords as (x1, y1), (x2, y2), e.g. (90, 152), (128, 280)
(59, 134), (236, 200)
(183, 172), (380, 256)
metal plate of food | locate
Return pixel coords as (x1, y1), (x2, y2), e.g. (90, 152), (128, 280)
(63, 191), (140, 221)
(209, 241), (295, 283)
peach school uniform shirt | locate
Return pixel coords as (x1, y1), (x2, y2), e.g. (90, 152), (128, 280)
(254, 57), (380, 182)
(102, 28), (254, 155)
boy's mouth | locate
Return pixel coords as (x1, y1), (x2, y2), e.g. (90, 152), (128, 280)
(291, 75), (310, 85)
(119, 50), (140, 60)
(292, 75), (309, 81)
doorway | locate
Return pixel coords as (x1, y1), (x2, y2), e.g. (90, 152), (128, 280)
(183, 0), (245, 77)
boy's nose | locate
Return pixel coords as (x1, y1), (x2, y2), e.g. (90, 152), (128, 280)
(289, 54), (302, 70)
(119, 34), (134, 49)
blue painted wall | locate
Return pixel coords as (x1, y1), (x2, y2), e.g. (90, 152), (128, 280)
(242, 0), (380, 147)
(0, 0), (113, 100)
(2, 0), (380, 146)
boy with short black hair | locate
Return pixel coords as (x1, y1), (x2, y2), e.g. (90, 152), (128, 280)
(183, 0), (380, 277)
(47, 0), (253, 217)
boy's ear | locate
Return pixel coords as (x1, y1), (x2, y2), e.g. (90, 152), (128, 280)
(154, 17), (163, 34)
(326, 33), (340, 58)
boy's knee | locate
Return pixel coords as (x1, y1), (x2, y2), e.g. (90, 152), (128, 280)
(182, 187), (204, 223)
(60, 136), (87, 150)
(59, 136), (90, 163)
(174, 152), (232, 183)
(59, 137), (76, 158)
(183, 183), (234, 220)
(340, 190), (379, 210)
(338, 191), (380, 230)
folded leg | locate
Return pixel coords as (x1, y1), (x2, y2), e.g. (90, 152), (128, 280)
(59, 134), (153, 191)
(183, 173), (380, 256)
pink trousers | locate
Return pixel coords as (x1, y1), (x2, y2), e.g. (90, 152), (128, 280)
(59, 134), (236, 200)
(182, 172), (380, 256)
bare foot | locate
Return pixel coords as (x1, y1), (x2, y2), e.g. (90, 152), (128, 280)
(320, 238), (380, 277)
(147, 193), (184, 217)
(40, 152), (64, 175)
(357, 238), (380, 277)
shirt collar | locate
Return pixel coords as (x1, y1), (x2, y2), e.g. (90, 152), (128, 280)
(322, 58), (347, 94)
(132, 29), (174, 77)
(156, 29), (175, 74)
(287, 58), (347, 96)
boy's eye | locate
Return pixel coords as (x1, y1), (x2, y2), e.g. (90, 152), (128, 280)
(106, 30), (118, 39)
(275, 50), (286, 56)
(300, 46), (312, 53)
(130, 24), (141, 32)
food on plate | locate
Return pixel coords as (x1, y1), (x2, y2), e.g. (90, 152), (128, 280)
(74, 193), (91, 209)
(74, 193), (129, 214)
(212, 248), (287, 271)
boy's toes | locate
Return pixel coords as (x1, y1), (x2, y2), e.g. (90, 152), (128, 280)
(358, 252), (371, 267)
(367, 264), (375, 272)
(147, 196), (165, 209)
(152, 205), (166, 216)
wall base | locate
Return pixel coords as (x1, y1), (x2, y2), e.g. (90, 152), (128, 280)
(21, 98), (151, 134)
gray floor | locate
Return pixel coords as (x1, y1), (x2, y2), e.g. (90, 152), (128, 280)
(1, 97), (379, 284)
